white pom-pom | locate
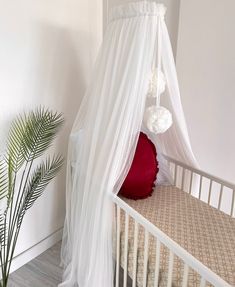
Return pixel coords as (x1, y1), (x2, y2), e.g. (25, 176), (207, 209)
(147, 69), (166, 97)
(144, 106), (173, 134)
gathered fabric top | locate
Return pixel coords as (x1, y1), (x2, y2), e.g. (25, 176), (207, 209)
(109, 1), (166, 22)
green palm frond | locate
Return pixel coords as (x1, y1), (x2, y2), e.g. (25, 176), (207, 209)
(0, 159), (8, 201)
(0, 159), (10, 250)
(6, 114), (28, 172)
(0, 215), (6, 248)
(17, 155), (63, 228)
(6, 108), (64, 169)
(21, 108), (64, 162)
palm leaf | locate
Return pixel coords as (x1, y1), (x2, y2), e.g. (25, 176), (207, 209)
(17, 155), (63, 227)
(0, 214), (6, 248)
(0, 159), (11, 250)
(6, 114), (28, 172)
(0, 159), (8, 201)
(6, 108), (64, 170)
(21, 108), (64, 162)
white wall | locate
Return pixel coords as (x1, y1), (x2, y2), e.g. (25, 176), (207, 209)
(177, 0), (235, 183)
(0, 0), (102, 270)
(104, 0), (180, 55)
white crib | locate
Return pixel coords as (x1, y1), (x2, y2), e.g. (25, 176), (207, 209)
(112, 155), (235, 287)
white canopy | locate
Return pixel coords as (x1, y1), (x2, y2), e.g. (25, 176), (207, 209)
(60, 2), (197, 287)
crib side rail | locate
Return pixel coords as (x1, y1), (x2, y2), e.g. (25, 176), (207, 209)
(112, 194), (231, 287)
(163, 154), (235, 217)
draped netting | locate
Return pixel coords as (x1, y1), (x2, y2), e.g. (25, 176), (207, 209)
(59, 2), (197, 287)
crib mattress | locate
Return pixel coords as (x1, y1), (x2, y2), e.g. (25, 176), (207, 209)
(118, 185), (235, 286)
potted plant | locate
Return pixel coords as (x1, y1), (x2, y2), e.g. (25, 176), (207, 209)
(0, 107), (64, 286)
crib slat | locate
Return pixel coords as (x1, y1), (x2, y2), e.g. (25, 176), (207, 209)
(200, 278), (206, 287)
(189, 171), (193, 194)
(199, 175), (203, 199)
(181, 168), (185, 190)
(115, 206), (121, 287)
(231, 189), (235, 217)
(143, 230), (149, 287)
(182, 264), (189, 287)
(154, 239), (161, 287)
(124, 212), (129, 287)
(167, 251), (174, 287)
(208, 179), (212, 205)
(174, 164), (177, 186)
(132, 221), (139, 287)
(218, 185), (223, 210)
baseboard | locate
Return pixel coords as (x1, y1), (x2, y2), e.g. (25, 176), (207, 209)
(10, 227), (63, 274)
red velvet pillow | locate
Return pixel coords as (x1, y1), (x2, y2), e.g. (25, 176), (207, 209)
(119, 132), (158, 200)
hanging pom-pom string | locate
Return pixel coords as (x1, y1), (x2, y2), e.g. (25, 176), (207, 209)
(144, 13), (173, 135)
(156, 15), (163, 107)
(148, 15), (166, 99)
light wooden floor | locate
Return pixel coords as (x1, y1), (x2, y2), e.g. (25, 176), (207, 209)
(9, 242), (62, 287)
(8, 242), (132, 287)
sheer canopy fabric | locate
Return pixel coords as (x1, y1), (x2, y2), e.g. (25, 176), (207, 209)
(60, 2), (197, 287)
